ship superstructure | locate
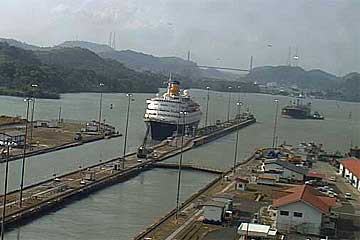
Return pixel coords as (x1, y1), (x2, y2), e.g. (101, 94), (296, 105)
(144, 78), (202, 141)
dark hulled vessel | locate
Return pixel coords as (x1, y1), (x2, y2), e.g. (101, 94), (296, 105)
(281, 100), (311, 119)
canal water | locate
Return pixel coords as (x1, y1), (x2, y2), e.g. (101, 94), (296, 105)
(0, 90), (359, 239)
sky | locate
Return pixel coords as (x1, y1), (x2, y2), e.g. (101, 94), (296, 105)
(0, 0), (359, 75)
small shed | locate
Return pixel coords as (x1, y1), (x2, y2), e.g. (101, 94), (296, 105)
(0, 131), (25, 146)
(235, 177), (249, 191)
(257, 174), (277, 185)
(35, 120), (58, 128)
(202, 200), (226, 225)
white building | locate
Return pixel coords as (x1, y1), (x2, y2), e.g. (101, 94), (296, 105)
(237, 223), (278, 240)
(273, 185), (336, 235)
(263, 159), (308, 182)
(339, 158), (360, 191)
(235, 177), (249, 191)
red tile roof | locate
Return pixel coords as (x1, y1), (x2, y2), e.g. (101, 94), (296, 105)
(341, 158), (360, 179)
(235, 177), (249, 183)
(306, 171), (326, 179)
(273, 185), (336, 214)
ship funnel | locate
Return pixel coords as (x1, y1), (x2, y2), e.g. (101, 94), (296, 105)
(166, 72), (180, 96)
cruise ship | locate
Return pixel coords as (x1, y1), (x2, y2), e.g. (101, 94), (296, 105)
(144, 79), (202, 141)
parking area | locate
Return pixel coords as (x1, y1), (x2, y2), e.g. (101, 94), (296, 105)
(312, 161), (360, 239)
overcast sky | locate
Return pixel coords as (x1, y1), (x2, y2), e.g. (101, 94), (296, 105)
(0, 0), (359, 75)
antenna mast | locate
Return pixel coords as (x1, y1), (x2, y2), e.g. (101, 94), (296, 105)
(249, 56), (253, 73)
(113, 32), (116, 49)
(109, 32), (113, 48)
(287, 47), (292, 66)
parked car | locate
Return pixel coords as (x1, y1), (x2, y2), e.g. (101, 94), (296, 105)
(345, 193), (352, 200)
(329, 176), (336, 182)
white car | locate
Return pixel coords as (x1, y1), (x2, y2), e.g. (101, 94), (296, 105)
(345, 193), (352, 200)
(329, 176), (336, 182)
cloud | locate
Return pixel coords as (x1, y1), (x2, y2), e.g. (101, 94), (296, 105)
(0, 0), (358, 74)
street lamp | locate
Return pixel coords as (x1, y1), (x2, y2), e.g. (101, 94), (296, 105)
(98, 83), (104, 132)
(233, 102), (242, 174)
(29, 84), (38, 146)
(19, 97), (31, 208)
(175, 111), (187, 221)
(0, 141), (11, 240)
(227, 86), (232, 122)
(272, 99), (279, 148)
(205, 86), (210, 127)
(122, 93), (132, 169)
(237, 85), (241, 103)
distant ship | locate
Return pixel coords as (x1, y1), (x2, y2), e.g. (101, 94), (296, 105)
(281, 99), (311, 119)
(144, 77), (202, 141)
(282, 99), (324, 120)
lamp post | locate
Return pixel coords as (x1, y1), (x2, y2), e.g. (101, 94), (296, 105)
(122, 93), (132, 169)
(29, 84), (38, 146)
(175, 111), (187, 221)
(205, 86), (210, 127)
(233, 102), (242, 174)
(272, 99), (279, 149)
(19, 97), (31, 208)
(98, 83), (104, 132)
(227, 86), (232, 122)
(237, 85), (241, 103)
(1, 141), (11, 240)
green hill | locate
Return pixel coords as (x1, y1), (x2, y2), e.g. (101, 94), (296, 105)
(247, 65), (341, 90)
(0, 42), (165, 98)
(342, 72), (360, 102)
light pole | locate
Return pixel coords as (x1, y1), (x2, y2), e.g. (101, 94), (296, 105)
(272, 99), (279, 149)
(175, 111), (187, 221)
(98, 83), (104, 132)
(237, 85), (241, 103)
(205, 86), (210, 127)
(19, 97), (31, 208)
(1, 141), (11, 240)
(29, 84), (38, 146)
(122, 93), (132, 169)
(227, 86), (232, 122)
(233, 102), (242, 174)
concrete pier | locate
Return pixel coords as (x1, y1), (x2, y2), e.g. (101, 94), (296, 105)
(0, 116), (256, 231)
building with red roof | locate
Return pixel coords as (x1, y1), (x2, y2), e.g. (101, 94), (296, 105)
(339, 157), (360, 190)
(272, 185), (336, 235)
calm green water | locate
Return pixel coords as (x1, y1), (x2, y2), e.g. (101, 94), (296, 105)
(0, 90), (359, 239)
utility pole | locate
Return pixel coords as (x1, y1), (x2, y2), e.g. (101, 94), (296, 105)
(1, 141), (11, 240)
(98, 83), (104, 132)
(272, 99), (279, 148)
(58, 105), (62, 124)
(29, 84), (38, 147)
(227, 86), (232, 121)
(175, 111), (187, 221)
(205, 87), (210, 127)
(233, 102), (242, 174)
(122, 93), (132, 169)
(19, 97), (31, 208)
